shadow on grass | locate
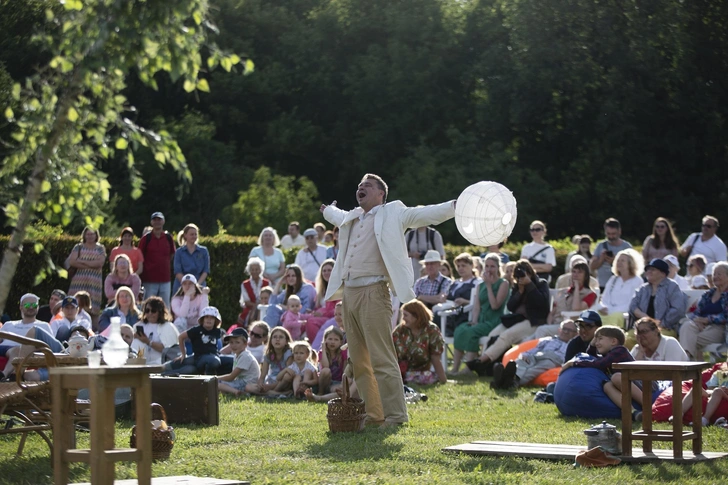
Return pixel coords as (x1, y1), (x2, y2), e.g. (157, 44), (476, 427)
(298, 426), (405, 461)
(0, 453), (65, 484)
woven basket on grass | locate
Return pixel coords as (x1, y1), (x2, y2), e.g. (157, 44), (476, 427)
(130, 402), (175, 460)
(326, 377), (366, 433)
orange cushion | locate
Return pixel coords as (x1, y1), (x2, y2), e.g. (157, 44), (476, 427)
(502, 339), (539, 365)
(533, 367), (561, 387)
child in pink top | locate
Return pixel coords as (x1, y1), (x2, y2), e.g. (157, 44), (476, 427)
(280, 295), (307, 340)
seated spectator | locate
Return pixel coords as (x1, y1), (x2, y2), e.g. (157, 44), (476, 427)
(165, 306), (226, 375)
(51, 296), (93, 342)
(98, 286), (142, 334)
(520, 220), (556, 283)
(590, 218), (632, 292)
(72, 291), (93, 328)
(104, 254), (142, 303)
(606, 317), (688, 411)
(36, 289), (65, 323)
(295, 228), (328, 282)
(414, 250), (452, 310)
(686, 254), (709, 288)
(491, 319), (577, 389)
(131, 296), (180, 366)
(628, 258), (687, 338)
(642, 217), (680, 262)
(304, 259), (337, 342)
(597, 248), (644, 327)
(237, 257), (271, 330)
(266, 265), (316, 329)
(311, 301), (343, 352)
(435, 252), (481, 337)
(466, 260), (550, 375)
(325, 226), (339, 260)
(280, 295), (308, 341)
(0, 294), (60, 380)
(323, 230), (334, 244)
(502, 261), (516, 284)
(680, 215), (727, 265)
(555, 255), (599, 291)
(245, 286), (273, 325)
(682, 362), (728, 426)
(562, 326), (634, 409)
(564, 235), (592, 273)
(217, 328), (261, 396)
(250, 327), (294, 396)
(564, 310), (602, 361)
(440, 260), (454, 280)
(249, 227), (286, 284)
(170, 274), (210, 335)
(108, 226), (144, 274)
(247, 321), (270, 363)
(664, 254), (689, 290)
(451, 253), (509, 374)
(306, 326), (348, 402)
(173, 223), (210, 295)
(392, 300), (447, 385)
(679, 262), (728, 360)
(314, 222), (326, 242)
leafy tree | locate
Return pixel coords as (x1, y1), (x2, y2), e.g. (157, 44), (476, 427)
(0, 0), (250, 314)
(223, 166), (321, 236)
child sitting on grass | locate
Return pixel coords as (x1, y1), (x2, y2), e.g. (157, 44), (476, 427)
(306, 326), (348, 402)
(251, 327), (294, 396)
(278, 341), (318, 399)
(218, 328), (261, 396)
(562, 326), (635, 407)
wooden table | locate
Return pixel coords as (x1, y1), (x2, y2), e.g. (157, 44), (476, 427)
(613, 361), (711, 459)
(51, 365), (163, 485)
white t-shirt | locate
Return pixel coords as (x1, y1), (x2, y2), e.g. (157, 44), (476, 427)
(234, 349), (261, 383)
(51, 317), (93, 337)
(521, 242), (556, 281)
(671, 275), (690, 291)
(599, 275), (643, 314)
(131, 322), (179, 365)
(680, 233), (727, 265)
(247, 343), (265, 363)
(631, 335), (688, 361)
(287, 360), (317, 377)
(295, 245), (329, 282)
(280, 234), (305, 250)
(1, 320), (53, 347)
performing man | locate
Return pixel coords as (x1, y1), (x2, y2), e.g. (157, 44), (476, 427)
(321, 173), (454, 427)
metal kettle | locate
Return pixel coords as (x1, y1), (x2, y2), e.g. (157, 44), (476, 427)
(583, 421), (622, 454)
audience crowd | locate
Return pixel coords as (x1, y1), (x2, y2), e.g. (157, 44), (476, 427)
(1, 212), (727, 425)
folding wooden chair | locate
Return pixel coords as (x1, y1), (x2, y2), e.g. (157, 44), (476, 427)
(0, 331), (58, 457)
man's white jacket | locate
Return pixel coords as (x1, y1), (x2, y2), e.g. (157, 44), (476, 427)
(323, 200), (455, 303)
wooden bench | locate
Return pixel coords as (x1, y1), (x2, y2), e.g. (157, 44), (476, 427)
(613, 361), (711, 460)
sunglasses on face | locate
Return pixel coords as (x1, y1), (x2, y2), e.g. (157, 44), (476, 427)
(250, 332), (264, 339)
(703, 224), (715, 229)
(22, 302), (39, 309)
(144, 308), (158, 314)
(530, 227), (544, 232)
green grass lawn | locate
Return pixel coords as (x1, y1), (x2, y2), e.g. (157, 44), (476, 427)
(1, 374), (727, 484)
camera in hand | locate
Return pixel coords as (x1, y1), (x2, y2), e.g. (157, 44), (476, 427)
(514, 267), (526, 279)
(604, 250), (614, 257)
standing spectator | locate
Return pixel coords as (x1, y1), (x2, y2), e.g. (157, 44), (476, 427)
(520, 220), (556, 283)
(590, 218), (632, 292)
(629, 258), (687, 337)
(294, 228), (328, 282)
(238, 257), (271, 329)
(642, 217), (680, 262)
(108, 226), (144, 275)
(483, 240), (510, 265)
(280, 221), (305, 250)
(173, 223), (210, 295)
(405, 226), (446, 284)
(680, 215), (727, 265)
(679, 262), (728, 360)
(664, 254), (689, 290)
(36, 289), (65, 323)
(414, 250), (452, 309)
(597, 248), (644, 327)
(564, 235), (592, 273)
(104, 254), (142, 302)
(326, 226), (339, 260)
(249, 227), (286, 284)
(67, 226), (106, 314)
(138, 212), (176, 309)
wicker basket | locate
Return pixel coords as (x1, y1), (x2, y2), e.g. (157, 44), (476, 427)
(326, 377), (366, 433)
(130, 403), (175, 460)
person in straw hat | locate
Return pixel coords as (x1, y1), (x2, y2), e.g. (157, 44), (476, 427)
(414, 250), (452, 310)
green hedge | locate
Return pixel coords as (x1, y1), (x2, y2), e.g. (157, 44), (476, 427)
(1, 235), (613, 325)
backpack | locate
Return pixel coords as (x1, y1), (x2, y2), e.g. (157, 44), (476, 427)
(140, 231), (175, 257)
(406, 227), (437, 253)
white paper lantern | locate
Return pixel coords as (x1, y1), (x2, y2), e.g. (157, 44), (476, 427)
(455, 181), (517, 247)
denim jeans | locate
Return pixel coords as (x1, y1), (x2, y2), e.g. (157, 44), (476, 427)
(163, 353), (221, 375)
(143, 281), (171, 309)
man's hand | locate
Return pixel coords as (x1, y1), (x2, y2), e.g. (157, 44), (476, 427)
(320, 200), (337, 213)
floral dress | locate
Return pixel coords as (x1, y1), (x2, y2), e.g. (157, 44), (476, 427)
(68, 243), (106, 312)
(392, 322), (445, 385)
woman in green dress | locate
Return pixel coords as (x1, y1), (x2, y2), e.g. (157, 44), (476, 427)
(450, 253), (510, 374)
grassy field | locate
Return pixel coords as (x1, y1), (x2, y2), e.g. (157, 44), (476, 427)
(1, 374), (727, 484)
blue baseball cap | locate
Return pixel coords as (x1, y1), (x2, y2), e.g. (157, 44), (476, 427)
(576, 310), (602, 327)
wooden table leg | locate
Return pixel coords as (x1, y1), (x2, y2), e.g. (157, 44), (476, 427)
(671, 373), (683, 459)
(135, 374), (153, 485)
(90, 374), (117, 485)
(692, 369), (703, 455)
(620, 371), (632, 457)
(52, 376), (73, 485)
(642, 378), (653, 453)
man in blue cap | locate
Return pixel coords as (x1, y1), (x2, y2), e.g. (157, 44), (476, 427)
(563, 310), (603, 362)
